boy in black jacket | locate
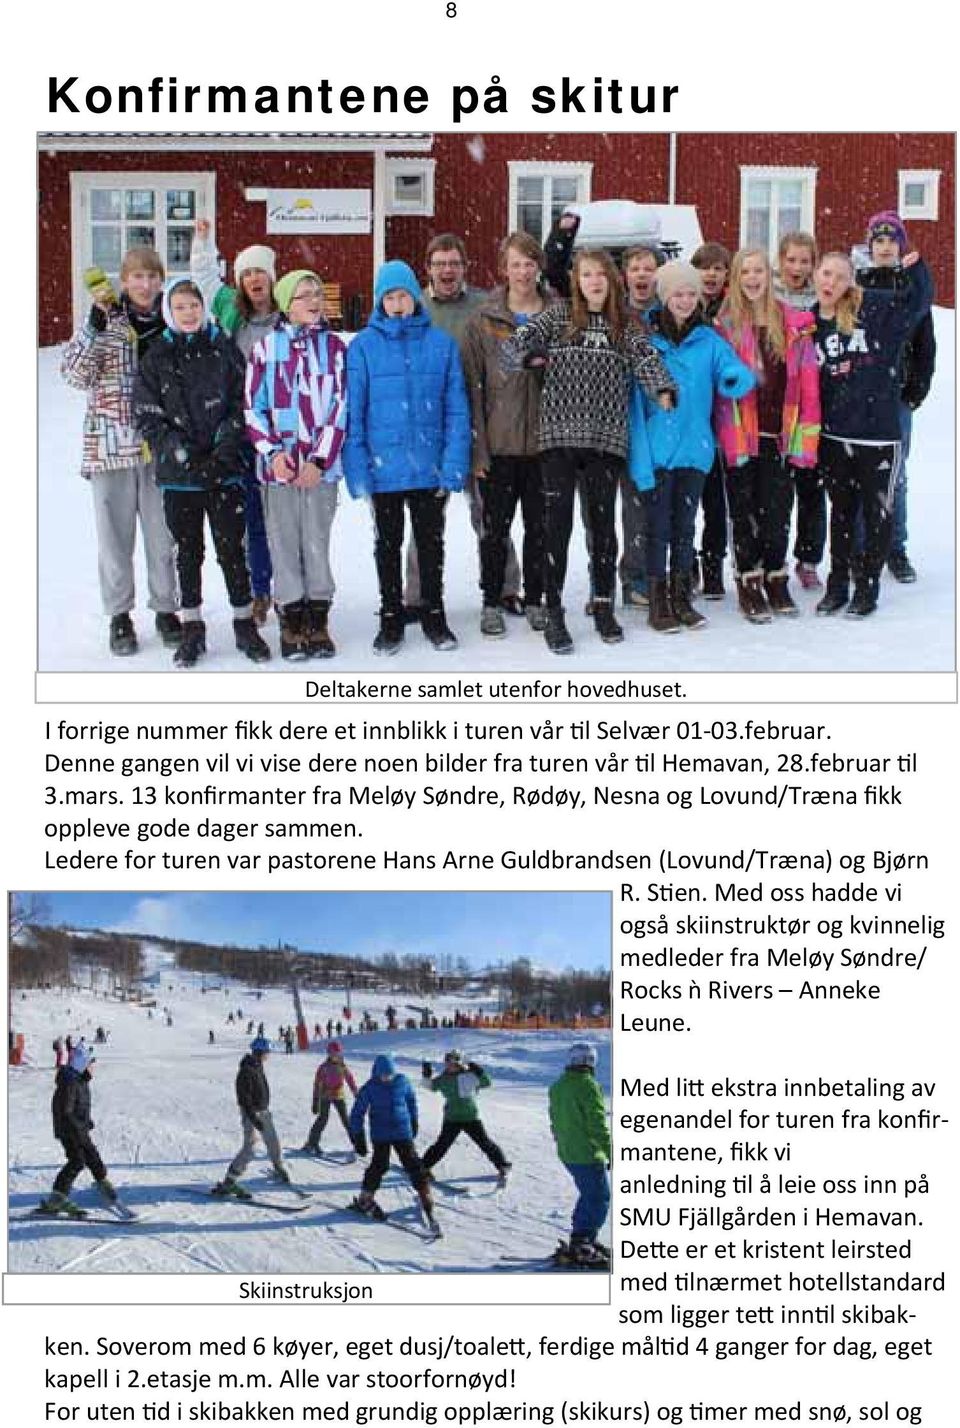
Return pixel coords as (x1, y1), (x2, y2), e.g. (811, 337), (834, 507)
(39, 1042), (121, 1216)
(134, 278), (270, 667)
(214, 1037), (290, 1197)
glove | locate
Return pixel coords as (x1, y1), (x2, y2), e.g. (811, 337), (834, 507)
(467, 1062), (482, 1076)
(311, 1102), (320, 1116)
(83, 266), (119, 311)
(87, 304), (108, 333)
(422, 1060), (434, 1080)
(901, 377), (929, 411)
(352, 1131), (368, 1158)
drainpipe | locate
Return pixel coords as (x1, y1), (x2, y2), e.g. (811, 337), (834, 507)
(668, 133), (678, 205)
(372, 147), (387, 289)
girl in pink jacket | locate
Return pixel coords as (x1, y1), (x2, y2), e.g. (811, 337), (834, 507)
(302, 1041), (357, 1155)
(714, 247), (820, 624)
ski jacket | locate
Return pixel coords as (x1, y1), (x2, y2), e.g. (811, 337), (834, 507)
(51, 1066), (94, 1142)
(500, 302), (677, 460)
(548, 1067), (610, 1165)
(813, 261), (933, 443)
(245, 321), (348, 484)
(61, 299), (164, 477)
(461, 288), (546, 468)
(853, 261), (936, 412)
(235, 1053), (270, 1118)
(312, 1057), (358, 1106)
(349, 1057), (419, 1143)
(714, 302), (820, 469)
(342, 307), (470, 497)
(637, 316), (755, 477)
(428, 1065), (491, 1123)
(133, 323), (248, 491)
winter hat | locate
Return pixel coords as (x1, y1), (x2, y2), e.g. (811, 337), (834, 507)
(234, 244), (276, 285)
(162, 276), (206, 331)
(566, 1042), (597, 1069)
(374, 259), (421, 310)
(443, 1049), (464, 1065)
(866, 211), (908, 256)
(250, 1035), (272, 1054)
(273, 269), (323, 317)
(69, 1043), (94, 1074)
(656, 261), (703, 305)
(372, 1054), (396, 1078)
(326, 1040), (343, 1056)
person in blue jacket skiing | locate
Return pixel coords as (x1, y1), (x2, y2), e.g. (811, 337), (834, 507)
(348, 1054), (436, 1224)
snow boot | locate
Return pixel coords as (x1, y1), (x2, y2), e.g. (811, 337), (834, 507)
(96, 1177), (118, 1204)
(795, 561), (822, 592)
(500, 595), (525, 617)
(592, 598), (624, 644)
(251, 594), (272, 626)
(306, 600), (336, 658)
(670, 572), (706, 630)
(764, 568), (799, 616)
(373, 612), (405, 656)
(567, 1235), (608, 1266)
(621, 578), (648, 608)
(211, 1178), (252, 1200)
(887, 550), (917, 584)
(109, 613), (138, 656)
(271, 1167), (292, 1185)
(525, 602), (548, 632)
(173, 620), (206, 667)
(481, 604), (507, 638)
(700, 555), (725, 600)
(233, 617), (271, 663)
(155, 611), (183, 647)
(279, 601), (310, 661)
(846, 575), (880, 619)
(736, 571), (772, 625)
(421, 608), (458, 651)
(351, 1192), (386, 1221)
(544, 607), (574, 655)
(816, 575), (850, 617)
(647, 578), (680, 633)
(37, 1192), (85, 1218)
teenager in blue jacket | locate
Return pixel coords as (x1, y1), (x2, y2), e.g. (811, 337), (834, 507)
(343, 260), (470, 655)
(348, 1054), (435, 1220)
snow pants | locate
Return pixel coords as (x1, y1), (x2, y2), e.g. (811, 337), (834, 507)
(362, 1139), (430, 1200)
(261, 481), (338, 608)
(821, 437), (900, 580)
(541, 448), (622, 608)
(643, 466), (705, 581)
(306, 1098), (351, 1149)
(53, 1133), (108, 1196)
(374, 490), (446, 617)
(478, 456), (545, 607)
(563, 1161), (611, 1240)
(422, 1118), (508, 1172)
(725, 438), (795, 575)
(90, 461), (178, 618)
(227, 1109), (284, 1180)
(162, 485), (252, 618)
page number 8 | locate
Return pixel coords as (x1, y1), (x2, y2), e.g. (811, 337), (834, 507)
(446, 1), (456, 13)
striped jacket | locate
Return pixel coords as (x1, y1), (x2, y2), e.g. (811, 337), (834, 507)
(244, 320), (348, 485)
(61, 310), (146, 477)
(713, 303), (820, 470)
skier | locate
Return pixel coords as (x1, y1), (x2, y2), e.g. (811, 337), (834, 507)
(420, 1050), (510, 1183)
(347, 1054), (436, 1226)
(548, 1043), (611, 1265)
(213, 1036), (290, 1197)
(302, 1041), (358, 1154)
(39, 1043), (122, 1217)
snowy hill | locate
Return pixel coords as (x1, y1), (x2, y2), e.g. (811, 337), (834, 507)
(8, 975), (609, 1275)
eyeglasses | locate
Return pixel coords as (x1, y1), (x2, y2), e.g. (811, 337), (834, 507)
(429, 259), (464, 269)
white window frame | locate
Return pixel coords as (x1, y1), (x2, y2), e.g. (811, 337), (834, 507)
(69, 170), (215, 329)
(898, 169), (940, 221)
(739, 165), (817, 262)
(384, 157), (436, 216)
(508, 161), (593, 244)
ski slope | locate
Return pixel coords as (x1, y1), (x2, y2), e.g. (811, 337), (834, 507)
(38, 310), (954, 673)
(7, 969), (610, 1275)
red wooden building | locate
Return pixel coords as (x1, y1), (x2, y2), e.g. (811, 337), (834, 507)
(38, 131), (954, 345)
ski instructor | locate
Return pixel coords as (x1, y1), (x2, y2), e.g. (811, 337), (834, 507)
(214, 1036), (291, 1197)
(548, 1042), (611, 1264)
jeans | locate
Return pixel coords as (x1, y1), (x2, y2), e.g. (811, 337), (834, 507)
(643, 467), (706, 580)
(244, 470), (272, 599)
(699, 454), (728, 561)
(563, 1161), (611, 1239)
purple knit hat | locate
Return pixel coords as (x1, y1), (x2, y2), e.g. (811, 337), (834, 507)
(866, 210), (908, 255)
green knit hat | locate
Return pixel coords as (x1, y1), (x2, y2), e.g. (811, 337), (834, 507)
(274, 269), (323, 317)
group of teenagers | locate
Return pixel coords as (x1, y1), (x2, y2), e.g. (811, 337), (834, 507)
(62, 206), (935, 664)
(40, 1034), (612, 1264)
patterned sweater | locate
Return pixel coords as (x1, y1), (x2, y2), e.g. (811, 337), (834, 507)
(500, 303), (676, 458)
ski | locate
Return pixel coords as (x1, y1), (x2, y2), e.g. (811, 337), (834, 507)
(14, 1210), (147, 1227)
(185, 1188), (314, 1214)
(430, 1175), (506, 1199)
(348, 1197), (441, 1242)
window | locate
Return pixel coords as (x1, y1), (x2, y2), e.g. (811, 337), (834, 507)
(898, 169), (940, 220)
(70, 171), (214, 326)
(739, 166), (817, 261)
(384, 158), (436, 216)
(508, 162), (592, 245)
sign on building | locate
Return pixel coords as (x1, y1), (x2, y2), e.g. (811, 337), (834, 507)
(265, 189), (372, 235)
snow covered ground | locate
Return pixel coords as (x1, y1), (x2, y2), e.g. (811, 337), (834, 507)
(7, 970), (610, 1275)
(38, 311), (954, 673)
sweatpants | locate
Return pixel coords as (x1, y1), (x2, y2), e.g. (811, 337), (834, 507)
(792, 468), (827, 566)
(374, 490), (447, 616)
(699, 453), (728, 562)
(541, 448), (623, 608)
(821, 437), (900, 579)
(306, 1098), (351, 1149)
(53, 1134), (107, 1196)
(362, 1139), (429, 1200)
(725, 437), (794, 575)
(162, 485), (252, 618)
(563, 1161), (611, 1240)
(90, 462), (178, 617)
(478, 456), (544, 607)
(404, 475), (521, 606)
(422, 1118), (508, 1172)
(643, 467), (706, 581)
(227, 1110), (284, 1180)
(580, 472), (646, 592)
(261, 481), (338, 608)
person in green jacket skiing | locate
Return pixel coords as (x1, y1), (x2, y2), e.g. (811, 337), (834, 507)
(548, 1042), (611, 1263)
(421, 1050), (510, 1183)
